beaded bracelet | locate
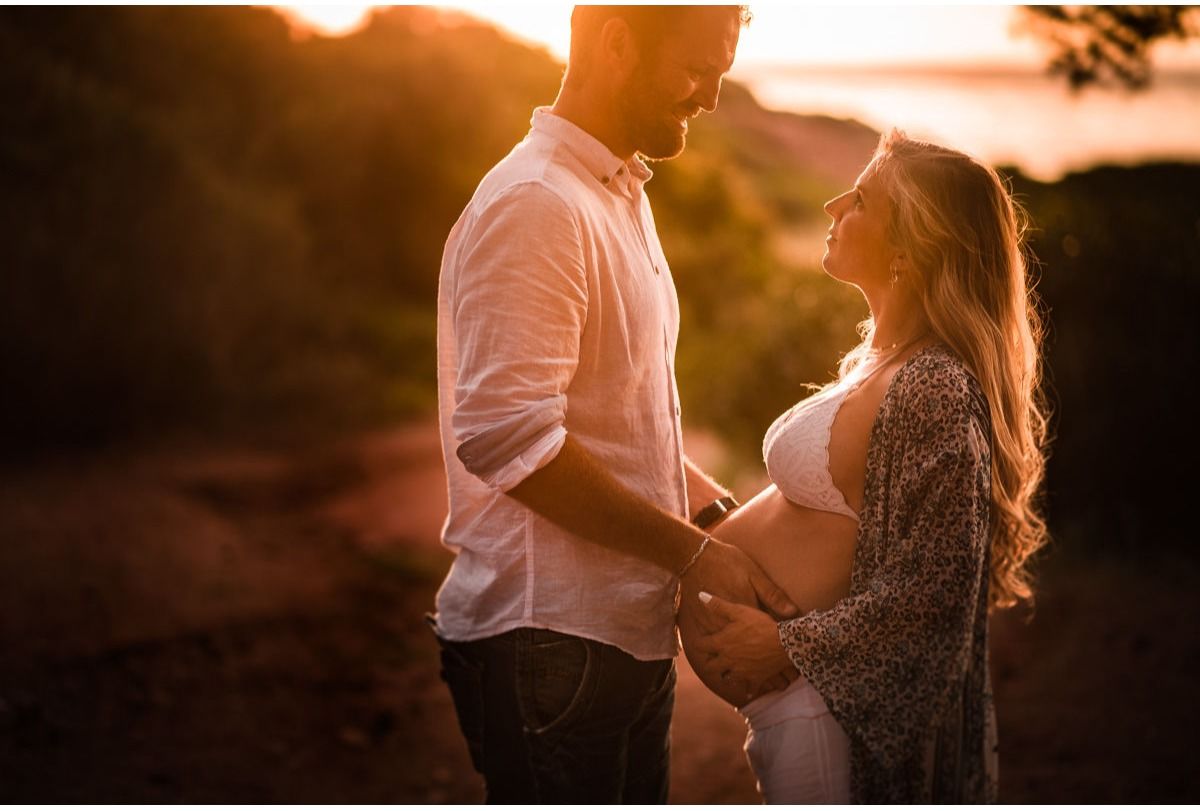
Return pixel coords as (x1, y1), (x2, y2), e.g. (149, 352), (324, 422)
(678, 535), (711, 579)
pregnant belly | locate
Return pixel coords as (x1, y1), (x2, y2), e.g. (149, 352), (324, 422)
(677, 484), (858, 706)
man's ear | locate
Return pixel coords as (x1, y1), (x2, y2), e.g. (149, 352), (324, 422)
(597, 17), (640, 83)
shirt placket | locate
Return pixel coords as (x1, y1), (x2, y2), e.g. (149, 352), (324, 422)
(625, 182), (688, 516)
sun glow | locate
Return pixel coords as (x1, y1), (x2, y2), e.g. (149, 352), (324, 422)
(273, 4), (379, 37)
(273, 4), (1200, 70)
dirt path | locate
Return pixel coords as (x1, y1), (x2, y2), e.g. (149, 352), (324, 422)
(1, 422), (1197, 802)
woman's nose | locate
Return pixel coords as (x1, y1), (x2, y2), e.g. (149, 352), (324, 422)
(824, 190), (849, 219)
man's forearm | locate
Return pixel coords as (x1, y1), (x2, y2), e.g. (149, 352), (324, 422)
(505, 435), (799, 620)
(683, 455), (731, 518)
(506, 434), (705, 575)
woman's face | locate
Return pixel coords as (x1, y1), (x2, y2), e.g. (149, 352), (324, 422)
(821, 160), (896, 288)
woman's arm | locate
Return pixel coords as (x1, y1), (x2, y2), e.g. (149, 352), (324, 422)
(684, 591), (799, 706)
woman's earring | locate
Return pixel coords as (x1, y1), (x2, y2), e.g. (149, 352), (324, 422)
(889, 260), (900, 285)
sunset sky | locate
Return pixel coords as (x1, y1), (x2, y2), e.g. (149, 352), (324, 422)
(438, 3), (1045, 69)
(271, 5), (1200, 179)
(275, 4), (1200, 72)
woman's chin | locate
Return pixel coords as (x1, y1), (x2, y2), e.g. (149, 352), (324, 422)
(821, 261), (858, 287)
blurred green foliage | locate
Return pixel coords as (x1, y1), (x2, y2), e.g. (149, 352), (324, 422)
(1, 7), (560, 446)
(0, 6), (870, 454)
(1018, 5), (1200, 90)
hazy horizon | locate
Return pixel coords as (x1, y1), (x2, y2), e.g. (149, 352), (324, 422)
(270, 5), (1200, 181)
(275, 4), (1200, 72)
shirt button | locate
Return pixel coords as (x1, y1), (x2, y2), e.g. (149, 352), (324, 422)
(654, 264), (661, 275)
(675, 405), (681, 416)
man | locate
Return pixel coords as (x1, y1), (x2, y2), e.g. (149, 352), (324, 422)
(432, 6), (795, 803)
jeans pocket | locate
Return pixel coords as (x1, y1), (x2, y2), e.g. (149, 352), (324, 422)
(436, 639), (487, 773)
(515, 630), (594, 737)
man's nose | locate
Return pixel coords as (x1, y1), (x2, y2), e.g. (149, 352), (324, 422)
(695, 75), (722, 113)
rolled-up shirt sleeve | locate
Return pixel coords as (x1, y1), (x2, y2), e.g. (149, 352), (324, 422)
(449, 180), (587, 492)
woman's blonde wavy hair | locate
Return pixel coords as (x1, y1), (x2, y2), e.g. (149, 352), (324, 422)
(840, 130), (1049, 609)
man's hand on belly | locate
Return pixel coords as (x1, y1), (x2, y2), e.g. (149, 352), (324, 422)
(680, 537), (798, 620)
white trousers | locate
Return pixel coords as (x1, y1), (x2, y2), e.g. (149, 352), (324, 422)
(739, 676), (851, 804)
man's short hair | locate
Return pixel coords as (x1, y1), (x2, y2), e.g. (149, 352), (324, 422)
(565, 5), (750, 87)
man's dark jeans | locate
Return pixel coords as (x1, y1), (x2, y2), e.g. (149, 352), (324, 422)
(431, 621), (675, 803)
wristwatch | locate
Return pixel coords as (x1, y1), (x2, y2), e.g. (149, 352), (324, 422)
(691, 495), (740, 529)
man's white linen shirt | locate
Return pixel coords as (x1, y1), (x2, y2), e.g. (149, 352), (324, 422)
(434, 108), (688, 661)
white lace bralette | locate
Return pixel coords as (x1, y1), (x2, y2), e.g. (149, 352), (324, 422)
(761, 360), (888, 522)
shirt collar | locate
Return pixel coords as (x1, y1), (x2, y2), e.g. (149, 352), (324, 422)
(531, 107), (653, 195)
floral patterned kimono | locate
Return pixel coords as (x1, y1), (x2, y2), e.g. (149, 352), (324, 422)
(779, 344), (999, 803)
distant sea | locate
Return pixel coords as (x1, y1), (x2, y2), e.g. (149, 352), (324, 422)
(735, 64), (1200, 181)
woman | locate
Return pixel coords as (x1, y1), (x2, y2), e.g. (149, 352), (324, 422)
(677, 130), (1048, 803)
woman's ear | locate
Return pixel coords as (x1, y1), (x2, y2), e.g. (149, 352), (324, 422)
(889, 251), (910, 286)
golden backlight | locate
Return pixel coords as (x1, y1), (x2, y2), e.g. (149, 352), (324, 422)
(275, 4), (1200, 72)
(273, 4), (379, 37)
(269, 5), (1200, 179)
(276, 5), (1043, 68)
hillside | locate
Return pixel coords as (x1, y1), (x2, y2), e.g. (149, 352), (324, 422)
(0, 5), (877, 456)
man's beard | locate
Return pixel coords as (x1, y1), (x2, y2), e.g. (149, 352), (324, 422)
(617, 73), (686, 161)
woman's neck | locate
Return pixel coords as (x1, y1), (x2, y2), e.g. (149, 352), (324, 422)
(866, 285), (930, 354)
